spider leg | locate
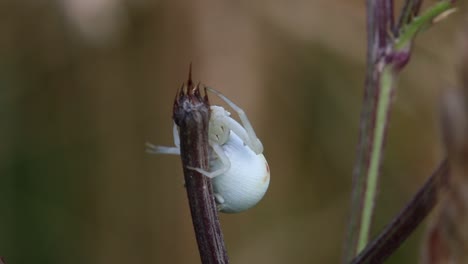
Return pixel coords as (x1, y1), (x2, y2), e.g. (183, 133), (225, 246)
(214, 193), (225, 204)
(187, 143), (231, 178)
(214, 193), (226, 211)
(207, 87), (264, 154)
(146, 123), (181, 155)
(146, 142), (180, 155)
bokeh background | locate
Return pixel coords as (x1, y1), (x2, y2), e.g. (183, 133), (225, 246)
(0, 1), (466, 263)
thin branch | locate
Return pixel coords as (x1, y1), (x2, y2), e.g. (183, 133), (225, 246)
(395, 1), (454, 51)
(385, 0), (395, 32)
(351, 159), (450, 264)
(173, 67), (229, 264)
(377, 0), (392, 49)
(357, 65), (395, 253)
(344, 1), (456, 262)
(344, 0), (393, 261)
(395, 0), (422, 36)
(395, 0), (411, 35)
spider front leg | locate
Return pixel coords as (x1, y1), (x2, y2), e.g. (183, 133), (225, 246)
(214, 193), (226, 210)
(146, 143), (180, 155)
(146, 122), (181, 155)
(206, 87), (264, 154)
(187, 143), (231, 178)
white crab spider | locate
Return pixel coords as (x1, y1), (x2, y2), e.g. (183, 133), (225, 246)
(147, 87), (270, 213)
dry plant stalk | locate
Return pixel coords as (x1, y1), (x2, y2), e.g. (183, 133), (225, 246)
(420, 25), (468, 264)
(173, 68), (229, 264)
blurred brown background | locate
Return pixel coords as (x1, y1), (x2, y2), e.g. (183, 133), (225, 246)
(0, 1), (465, 263)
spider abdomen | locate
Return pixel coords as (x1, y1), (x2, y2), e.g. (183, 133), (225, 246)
(211, 132), (270, 213)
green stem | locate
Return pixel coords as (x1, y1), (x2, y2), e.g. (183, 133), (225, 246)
(395, 1), (453, 50)
(357, 66), (395, 252)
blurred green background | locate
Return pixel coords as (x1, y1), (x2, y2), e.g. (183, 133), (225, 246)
(0, 1), (465, 263)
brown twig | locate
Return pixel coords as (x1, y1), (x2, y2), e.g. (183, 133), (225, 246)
(173, 67), (229, 264)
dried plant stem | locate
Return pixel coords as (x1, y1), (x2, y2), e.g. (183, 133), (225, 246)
(173, 73), (229, 264)
(351, 159), (449, 264)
